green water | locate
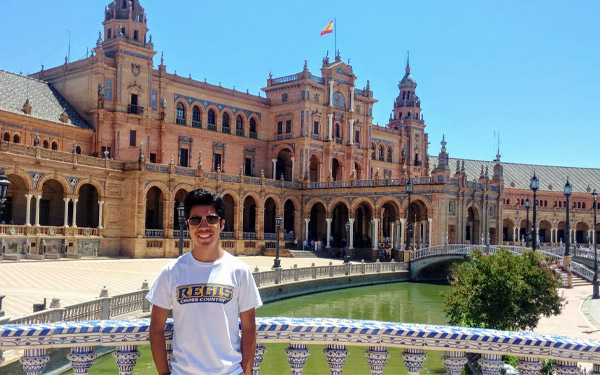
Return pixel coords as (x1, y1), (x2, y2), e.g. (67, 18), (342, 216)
(63, 282), (450, 374)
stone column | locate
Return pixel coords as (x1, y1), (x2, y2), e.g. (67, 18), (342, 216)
(253, 344), (267, 375)
(350, 86), (355, 112)
(290, 157), (295, 181)
(372, 218), (380, 250)
(478, 353), (503, 375)
(285, 344), (310, 375)
(63, 198), (70, 227)
(25, 194), (32, 226)
(428, 218), (433, 247)
(402, 349), (427, 375)
(71, 199), (78, 228)
(441, 351), (468, 375)
(348, 218), (355, 250)
(327, 113), (333, 141)
(325, 218), (332, 248)
(98, 201), (104, 229)
(20, 348), (50, 375)
(400, 218), (406, 250)
(365, 346), (390, 375)
(390, 222), (395, 250)
(348, 118), (355, 145)
(323, 344), (348, 375)
(112, 345), (141, 375)
(516, 357), (543, 375)
(554, 360), (579, 375)
(34, 195), (41, 226)
(413, 222), (418, 249)
(513, 227), (517, 243)
(304, 218), (310, 246)
(328, 80), (334, 106)
(271, 159), (277, 180)
(67, 346), (97, 374)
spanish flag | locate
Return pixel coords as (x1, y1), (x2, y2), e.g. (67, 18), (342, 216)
(320, 20), (334, 36)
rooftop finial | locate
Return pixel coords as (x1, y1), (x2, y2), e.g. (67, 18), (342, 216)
(303, 59), (308, 72)
(441, 134), (447, 150)
(406, 51), (410, 74)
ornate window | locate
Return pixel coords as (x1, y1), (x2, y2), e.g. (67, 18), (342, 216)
(192, 106), (201, 127)
(249, 118), (257, 139)
(3, 133), (9, 142)
(236, 115), (244, 136)
(335, 123), (341, 138)
(379, 145), (384, 161)
(176, 102), (186, 125)
(13, 134), (20, 143)
(222, 112), (230, 128)
(208, 109), (216, 125)
(387, 147), (392, 162)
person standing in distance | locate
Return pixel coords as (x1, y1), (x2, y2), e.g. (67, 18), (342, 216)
(147, 189), (262, 375)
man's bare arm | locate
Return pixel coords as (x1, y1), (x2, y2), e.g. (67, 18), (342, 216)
(240, 308), (257, 375)
(149, 305), (171, 375)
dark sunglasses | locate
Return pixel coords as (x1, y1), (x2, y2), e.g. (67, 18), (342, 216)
(187, 215), (221, 226)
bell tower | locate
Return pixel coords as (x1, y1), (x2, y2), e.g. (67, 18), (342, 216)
(102, 0), (151, 51)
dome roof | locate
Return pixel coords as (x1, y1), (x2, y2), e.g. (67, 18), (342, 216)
(400, 73), (415, 84)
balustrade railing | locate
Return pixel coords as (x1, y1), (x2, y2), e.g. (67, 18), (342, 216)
(172, 229), (190, 238)
(2, 317), (598, 375)
(220, 231), (235, 239)
(264, 233), (277, 240)
(145, 229), (165, 238)
(243, 232), (257, 240)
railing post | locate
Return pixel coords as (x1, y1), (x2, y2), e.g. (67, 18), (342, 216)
(99, 286), (111, 320)
(323, 344), (349, 375)
(478, 353), (504, 375)
(20, 348), (50, 375)
(141, 280), (150, 313)
(112, 345), (141, 375)
(49, 297), (64, 322)
(293, 264), (299, 281)
(517, 356), (543, 375)
(361, 259), (366, 274)
(365, 346), (390, 375)
(345, 262), (351, 275)
(285, 343), (310, 375)
(402, 349), (427, 375)
(253, 343), (267, 375)
(67, 346), (97, 374)
(275, 268), (282, 284)
(390, 259), (396, 271)
(329, 261), (334, 277)
(554, 360), (579, 375)
(311, 263), (317, 279)
(376, 259), (381, 272)
(441, 351), (467, 375)
(253, 267), (261, 287)
(591, 364), (600, 375)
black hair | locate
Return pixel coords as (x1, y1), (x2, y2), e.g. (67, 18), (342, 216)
(183, 188), (225, 219)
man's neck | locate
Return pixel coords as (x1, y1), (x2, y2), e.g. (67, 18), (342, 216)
(191, 246), (224, 263)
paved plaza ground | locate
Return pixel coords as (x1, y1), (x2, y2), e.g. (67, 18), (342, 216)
(0, 257), (598, 342)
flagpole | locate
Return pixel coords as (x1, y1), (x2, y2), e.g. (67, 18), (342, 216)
(334, 17), (337, 57)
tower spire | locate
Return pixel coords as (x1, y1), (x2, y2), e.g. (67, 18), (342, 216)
(406, 51), (410, 75)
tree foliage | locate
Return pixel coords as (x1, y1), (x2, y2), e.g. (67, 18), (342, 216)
(441, 249), (563, 331)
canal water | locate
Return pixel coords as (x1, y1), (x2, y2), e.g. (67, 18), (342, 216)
(63, 282), (450, 374)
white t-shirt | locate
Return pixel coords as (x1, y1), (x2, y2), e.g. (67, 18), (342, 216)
(146, 251), (263, 375)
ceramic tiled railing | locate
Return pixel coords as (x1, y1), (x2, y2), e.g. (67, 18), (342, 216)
(1, 318), (599, 375)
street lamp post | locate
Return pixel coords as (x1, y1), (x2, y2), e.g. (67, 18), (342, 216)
(592, 188), (598, 299)
(177, 203), (185, 257)
(525, 198), (531, 248)
(530, 173), (539, 250)
(273, 215), (282, 268)
(564, 179), (572, 256)
(406, 178), (413, 251)
(0, 169), (9, 221)
(344, 221), (351, 263)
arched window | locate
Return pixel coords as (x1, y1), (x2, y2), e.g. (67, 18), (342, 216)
(379, 145), (384, 161)
(249, 118), (257, 138)
(506, 198), (510, 205)
(335, 123), (340, 138)
(176, 102), (186, 125)
(222, 112), (230, 128)
(13, 134), (20, 143)
(42, 140), (49, 148)
(387, 147), (392, 162)
(3, 133), (9, 142)
(76, 146), (82, 154)
(192, 106), (201, 127)
(51, 141), (58, 150)
(208, 109), (216, 125)
(236, 115), (244, 136)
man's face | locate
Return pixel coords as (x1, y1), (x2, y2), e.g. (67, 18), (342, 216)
(187, 205), (224, 249)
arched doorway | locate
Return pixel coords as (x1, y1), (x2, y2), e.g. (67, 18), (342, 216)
(408, 200), (429, 249)
(538, 220), (552, 244)
(3, 174), (28, 225)
(172, 189), (188, 231)
(145, 187), (164, 230)
(263, 198), (277, 235)
(502, 218), (515, 243)
(40, 179), (65, 226)
(283, 200), (295, 234)
(309, 202), (326, 244)
(353, 202), (373, 248)
(242, 196), (257, 234)
(222, 194), (235, 233)
(331, 203), (349, 248)
(557, 221), (566, 243)
(275, 149), (293, 181)
(576, 222), (590, 244)
(466, 206), (481, 244)
(353, 161), (361, 180)
(381, 202), (399, 248)
(332, 158), (341, 181)
(309, 155), (320, 182)
(76, 184), (99, 228)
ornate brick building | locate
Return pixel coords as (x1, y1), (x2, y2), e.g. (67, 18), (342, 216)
(0, 0), (598, 259)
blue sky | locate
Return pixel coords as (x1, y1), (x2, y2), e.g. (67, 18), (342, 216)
(1, 0), (598, 168)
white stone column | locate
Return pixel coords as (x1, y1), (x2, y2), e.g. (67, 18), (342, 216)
(304, 218), (310, 246)
(348, 218), (355, 250)
(271, 159), (277, 180)
(72, 199), (78, 228)
(327, 113), (333, 141)
(290, 157), (295, 181)
(34, 195), (41, 226)
(325, 218), (332, 248)
(25, 194), (32, 226)
(390, 222), (395, 250)
(98, 201), (104, 229)
(63, 198), (70, 227)
(428, 218), (433, 247)
(372, 219), (380, 250)
(328, 80), (334, 106)
(350, 86), (355, 112)
(413, 222), (418, 249)
(513, 227), (517, 243)
(400, 218), (406, 250)
(348, 118), (355, 145)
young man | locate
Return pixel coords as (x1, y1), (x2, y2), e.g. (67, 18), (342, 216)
(147, 189), (262, 375)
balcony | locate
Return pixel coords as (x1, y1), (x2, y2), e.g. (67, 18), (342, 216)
(236, 129), (244, 136)
(220, 231), (236, 239)
(222, 126), (231, 134)
(249, 132), (257, 139)
(243, 232), (257, 240)
(144, 229), (164, 238)
(191, 120), (202, 128)
(207, 123), (217, 131)
(127, 104), (144, 116)
(176, 118), (186, 126)
(335, 137), (343, 145)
